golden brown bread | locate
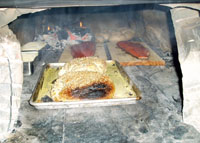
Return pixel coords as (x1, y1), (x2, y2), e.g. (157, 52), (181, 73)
(58, 57), (107, 76)
(50, 71), (115, 101)
(51, 57), (115, 101)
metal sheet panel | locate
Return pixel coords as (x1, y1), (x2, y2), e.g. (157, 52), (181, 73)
(29, 61), (141, 109)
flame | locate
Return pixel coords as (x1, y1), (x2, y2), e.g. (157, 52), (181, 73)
(47, 26), (51, 31)
(80, 22), (83, 28)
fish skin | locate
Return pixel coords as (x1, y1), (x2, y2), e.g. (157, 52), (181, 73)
(70, 41), (96, 58)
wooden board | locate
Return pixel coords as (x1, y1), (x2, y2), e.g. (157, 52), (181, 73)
(58, 43), (107, 63)
(59, 42), (165, 66)
(107, 42), (165, 66)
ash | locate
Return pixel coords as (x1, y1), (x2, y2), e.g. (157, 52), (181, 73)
(34, 25), (93, 51)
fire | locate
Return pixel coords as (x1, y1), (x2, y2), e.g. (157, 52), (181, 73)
(47, 26), (51, 31)
(79, 21), (86, 29)
(80, 21), (83, 28)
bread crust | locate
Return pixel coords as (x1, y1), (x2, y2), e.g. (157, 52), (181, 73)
(58, 57), (107, 76)
(51, 71), (115, 101)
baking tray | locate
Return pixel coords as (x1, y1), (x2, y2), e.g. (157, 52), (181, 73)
(29, 61), (141, 109)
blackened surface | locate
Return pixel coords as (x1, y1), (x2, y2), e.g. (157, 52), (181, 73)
(71, 84), (108, 99)
(41, 95), (53, 102)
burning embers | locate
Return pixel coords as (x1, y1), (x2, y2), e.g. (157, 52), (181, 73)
(35, 21), (93, 53)
(66, 28), (92, 44)
(66, 22), (95, 58)
(34, 19), (151, 62)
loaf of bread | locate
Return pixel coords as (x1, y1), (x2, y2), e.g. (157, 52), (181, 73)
(50, 57), (115, 101)
(58, 57), (107, 76)
(51, 71), (115, 101)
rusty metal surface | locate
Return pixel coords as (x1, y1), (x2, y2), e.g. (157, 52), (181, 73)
(29, 61), (141, 109)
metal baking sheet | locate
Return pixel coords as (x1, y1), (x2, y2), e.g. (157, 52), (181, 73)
(29, 61), (141, 109)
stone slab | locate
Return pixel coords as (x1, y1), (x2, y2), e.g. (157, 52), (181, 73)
(0, 25), (21, 61)
(0, 25), (23, 140)
(10, 61), (23, 84)
(0, 9), (45, 28)
(171, 7), (200, 132)
(5, 60), (200, 143)
(0, 83), (11, 97)
(0, 64), (10, 84)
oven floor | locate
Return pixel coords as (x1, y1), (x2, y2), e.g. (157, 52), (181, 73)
(3, 49), (200, 143)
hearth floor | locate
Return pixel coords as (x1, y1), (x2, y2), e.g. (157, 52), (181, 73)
(3, 49), (200, 143)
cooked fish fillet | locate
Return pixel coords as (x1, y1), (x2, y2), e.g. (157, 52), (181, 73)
(58, 57), (106, 76)
(50, 71), (115, 101)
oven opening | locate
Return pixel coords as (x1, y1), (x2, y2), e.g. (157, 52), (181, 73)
(1, 3), (200, 142)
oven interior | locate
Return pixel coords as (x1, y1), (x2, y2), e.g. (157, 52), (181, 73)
(1, 3), (200, 142)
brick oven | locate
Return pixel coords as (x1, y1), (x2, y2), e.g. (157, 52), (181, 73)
(0, 0), (200, 142)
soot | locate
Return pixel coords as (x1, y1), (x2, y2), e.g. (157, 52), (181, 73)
(71, 84), (108, 99)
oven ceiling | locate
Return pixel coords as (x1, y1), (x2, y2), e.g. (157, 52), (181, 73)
(0, 0), (199, 8)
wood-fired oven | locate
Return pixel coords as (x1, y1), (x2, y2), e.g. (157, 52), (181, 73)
(0, 1), (200, 142)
